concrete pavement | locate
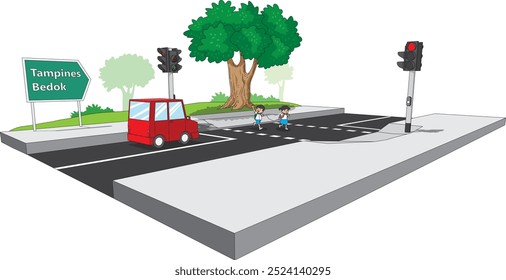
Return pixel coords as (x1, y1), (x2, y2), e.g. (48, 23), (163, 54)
(113, 113), (505, 259)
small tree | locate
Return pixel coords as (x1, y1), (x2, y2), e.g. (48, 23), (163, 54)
(99, 54), (154, 110)
(264, 64), (293, 101)
(184, 1), (302, 109)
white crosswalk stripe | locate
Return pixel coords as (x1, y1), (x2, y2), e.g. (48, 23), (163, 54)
(221, 117), (382, 143)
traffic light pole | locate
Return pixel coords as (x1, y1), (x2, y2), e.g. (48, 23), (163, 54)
(168, 72), (175, 99)
(167, 48), (175, 99)
(404, 70), (416, 133)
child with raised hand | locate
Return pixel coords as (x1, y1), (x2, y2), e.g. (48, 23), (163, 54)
(252, 104), (265, 130)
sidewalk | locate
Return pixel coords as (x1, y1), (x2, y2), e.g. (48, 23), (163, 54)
(0, 105), (344, 154)
(113, 113), (505, 259)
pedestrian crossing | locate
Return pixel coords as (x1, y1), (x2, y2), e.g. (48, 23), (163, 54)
(222, 120), (379, 142)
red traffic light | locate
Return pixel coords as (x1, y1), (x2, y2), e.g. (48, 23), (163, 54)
(407, 42), (416, 51)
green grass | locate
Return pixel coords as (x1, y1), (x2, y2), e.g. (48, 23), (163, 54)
(11, 101), (299, 131)
(187, 101), (299, 116)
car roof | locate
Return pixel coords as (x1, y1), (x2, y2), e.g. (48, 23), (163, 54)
(130, 98), (184, 102)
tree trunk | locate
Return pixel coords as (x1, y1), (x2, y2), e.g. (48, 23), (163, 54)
(121, 85), (135, 111)
(222, 53), (258, 110)
(278, 80), (285, 101)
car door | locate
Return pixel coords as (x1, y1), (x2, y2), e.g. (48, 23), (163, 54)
(153, 102), (169, 142)
(168, 101), (186, 141)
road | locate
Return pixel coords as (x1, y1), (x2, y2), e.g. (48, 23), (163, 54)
(30, 113), (404, 196)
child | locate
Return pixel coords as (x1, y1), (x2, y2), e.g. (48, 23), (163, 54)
(278, 105), (291, 130)
(252, 104), (265, 130)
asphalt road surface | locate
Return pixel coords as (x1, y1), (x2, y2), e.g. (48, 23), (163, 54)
(30, 113), (404, 196)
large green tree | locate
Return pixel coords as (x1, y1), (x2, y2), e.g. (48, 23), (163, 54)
(184, 1), (302, 109)
(99, 54), (154, 110)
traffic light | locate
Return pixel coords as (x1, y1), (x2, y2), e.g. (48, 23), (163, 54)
(157, 47), (169, 73)
(169, 48), (182, 73)
(397, 41), (423, 71)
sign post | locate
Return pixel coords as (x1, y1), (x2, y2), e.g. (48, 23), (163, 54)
(22, 58), (90, 131)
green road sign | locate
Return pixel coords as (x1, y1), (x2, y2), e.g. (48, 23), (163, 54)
(23, 58), (90, 102)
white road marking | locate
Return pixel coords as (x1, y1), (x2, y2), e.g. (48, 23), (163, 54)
(294, 124), (304, 127)
(306, 125), (316, 128)
(332, 128), (342, 131)
(319, 126), (328, 129)
(257, 133), (267, 136)
(55, 133), (236, 170)
(340, 125), (381, 131)
(244, 131), (255, 134)
(299, 139), (310, 142)
(284, 137), (295, 140)
(337, 116), (391, 127)
(361, 131), (372, 134)
(233, 129), (243, 133)
(223, 128), (232, 131)
(346, 129), (357, 132)
(269, 135), (281, 138)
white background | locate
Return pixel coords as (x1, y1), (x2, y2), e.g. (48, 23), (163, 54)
(1, 0), (505, 279)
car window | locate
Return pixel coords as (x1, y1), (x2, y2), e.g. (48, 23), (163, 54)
(129, 101), (150, 120)
(155, 102), (168, 121)
(169, 102), (185, 120)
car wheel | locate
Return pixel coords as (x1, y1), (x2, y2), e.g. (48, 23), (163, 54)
(179, 132), (190, 145)
(153, 135), (165, 148)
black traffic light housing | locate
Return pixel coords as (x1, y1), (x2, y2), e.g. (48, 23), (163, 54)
(157, 47), (169, 73)
(169, 48), (182, 73)
(397, 41), (423, 71)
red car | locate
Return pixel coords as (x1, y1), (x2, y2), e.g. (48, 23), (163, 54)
(127, 98), (199, 148)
